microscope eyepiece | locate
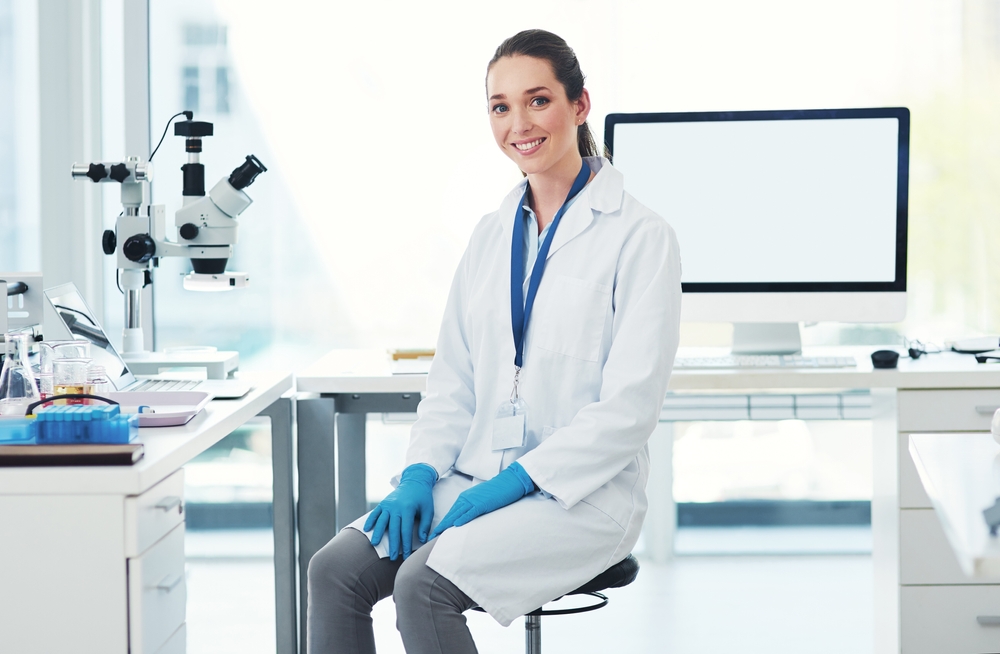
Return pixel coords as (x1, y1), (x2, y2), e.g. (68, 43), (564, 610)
(229, 155), (267, 190)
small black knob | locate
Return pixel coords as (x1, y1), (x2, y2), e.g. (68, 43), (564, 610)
(179, 223), (200, 240)
(86, 163), (108, 183)
(102, 230), (116, 255)
(122, 234), (155, 263)
(109, 163), (131, 183)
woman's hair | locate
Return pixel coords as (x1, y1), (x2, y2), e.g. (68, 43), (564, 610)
(488, 29), (599, 159)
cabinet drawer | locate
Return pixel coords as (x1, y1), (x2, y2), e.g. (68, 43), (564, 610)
(902, 585), (1000, 654)
(155, 623), (186, 654)
(128, 522), (186, 654)
(125, 469), (185, 557)
(900, 509), (996, 585)
(899, 390), (1000, 433)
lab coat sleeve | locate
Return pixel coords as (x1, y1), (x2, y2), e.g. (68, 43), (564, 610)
(516, 216), (682, 509)
(401, 235), (479, 480)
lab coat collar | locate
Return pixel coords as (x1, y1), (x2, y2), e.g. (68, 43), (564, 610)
(499, 156), (624, 259)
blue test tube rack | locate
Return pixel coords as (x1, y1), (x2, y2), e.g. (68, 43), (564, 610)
(34, 405), (139, 444)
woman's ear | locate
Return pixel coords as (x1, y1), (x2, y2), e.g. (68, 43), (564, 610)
(575, 88), (592, 125)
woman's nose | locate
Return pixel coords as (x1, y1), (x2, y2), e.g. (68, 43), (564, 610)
(510, 106), (533, 134)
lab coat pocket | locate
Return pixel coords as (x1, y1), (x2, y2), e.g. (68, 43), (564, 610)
(533, 275), (611, 363)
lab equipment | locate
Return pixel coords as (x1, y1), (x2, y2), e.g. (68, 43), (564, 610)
(52, 358), (91, 403)
(430, 461), (534, 538)
(33, 405), (138, 444)
(71, 112), (267, 355)
(0, 333), (40, 416)
(673, 354), (858, 370)
(0, 417), (35, 443)
(44, 283), (252, 395)
(365, 462), (437, 560)
(2, 273), (44, 338)
(39, 340), (92, 399)
(605, 108), (909, 354)
(85, 365), (111, 399)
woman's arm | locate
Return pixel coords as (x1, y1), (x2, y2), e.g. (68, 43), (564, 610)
(515, 215), (682, 509)
(401, 235), (479, 479)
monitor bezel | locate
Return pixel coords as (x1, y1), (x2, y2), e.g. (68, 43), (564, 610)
(604, 107), (909, 294)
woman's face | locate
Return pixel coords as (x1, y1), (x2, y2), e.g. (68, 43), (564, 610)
(486, 55), (590, 176)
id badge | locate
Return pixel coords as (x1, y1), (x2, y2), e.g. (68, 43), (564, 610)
(492, 398), (527, 451)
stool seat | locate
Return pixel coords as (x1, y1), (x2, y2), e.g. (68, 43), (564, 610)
(570, 554), (640, 595)
(475, 553), (641, 654)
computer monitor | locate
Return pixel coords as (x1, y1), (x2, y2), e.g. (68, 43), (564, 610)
(605, 107), (909, 353)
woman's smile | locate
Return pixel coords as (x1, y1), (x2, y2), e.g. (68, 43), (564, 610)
(512, 137), (546, 154)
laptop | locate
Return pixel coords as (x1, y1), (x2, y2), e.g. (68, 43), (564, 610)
(43, 283), (252, 399)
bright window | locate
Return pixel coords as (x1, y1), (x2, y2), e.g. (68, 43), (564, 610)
(0, 0), (39, 273)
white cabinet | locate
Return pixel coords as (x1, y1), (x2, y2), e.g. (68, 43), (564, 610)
(129, 522), (187, 654)
(901, 585), (1000, 654)
(125, 469), (185, 557)
(897, 390), (1000, 653)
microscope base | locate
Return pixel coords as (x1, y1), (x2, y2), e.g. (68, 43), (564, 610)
(123, 349), (239, 380)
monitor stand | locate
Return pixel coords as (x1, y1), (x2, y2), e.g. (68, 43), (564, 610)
(731, 323), (802, 355)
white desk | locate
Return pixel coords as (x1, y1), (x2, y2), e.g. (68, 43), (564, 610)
(296, 347), (1000, 654)
(0, 371), (296, 654)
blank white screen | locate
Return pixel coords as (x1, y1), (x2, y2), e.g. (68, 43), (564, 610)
(612, 117), (900, 283)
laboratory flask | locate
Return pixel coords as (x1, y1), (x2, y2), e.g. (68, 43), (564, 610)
(0, 333), (41, 416)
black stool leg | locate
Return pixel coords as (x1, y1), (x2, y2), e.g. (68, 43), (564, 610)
(525, 614), (541, 654)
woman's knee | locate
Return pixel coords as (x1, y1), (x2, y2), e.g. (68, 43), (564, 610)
(308, 527), (377, 592)
(392, 555), (435, 610)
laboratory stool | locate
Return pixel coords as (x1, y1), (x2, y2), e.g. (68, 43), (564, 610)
(474, 553), (640, 654)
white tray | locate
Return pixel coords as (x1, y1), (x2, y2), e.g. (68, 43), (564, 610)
(106, 391), (212, 427)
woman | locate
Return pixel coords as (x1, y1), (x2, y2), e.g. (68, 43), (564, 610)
(308, 29), (682, 654)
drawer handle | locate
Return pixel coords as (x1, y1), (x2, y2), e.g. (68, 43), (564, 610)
(977, 615), (1000, 626)
(155, 574), (183, 592)
(154, 496), (183, 513)
(975, 406), (1000, 415)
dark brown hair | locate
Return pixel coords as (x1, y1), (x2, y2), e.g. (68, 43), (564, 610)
(488, 29), (599, 158)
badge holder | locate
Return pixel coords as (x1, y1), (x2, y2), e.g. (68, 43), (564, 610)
(493, 367), (527, 451)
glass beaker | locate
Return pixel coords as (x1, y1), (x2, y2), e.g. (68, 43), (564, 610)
(53, 358), (91, 405)
(39, 341), (91, 399)
(0, 333), (41, 416)
(85, 364), (111, 401)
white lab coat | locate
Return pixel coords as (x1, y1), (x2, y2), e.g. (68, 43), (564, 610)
(348, 156), (682, 626)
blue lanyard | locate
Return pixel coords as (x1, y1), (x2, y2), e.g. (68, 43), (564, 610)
(510, 161), (591, 370)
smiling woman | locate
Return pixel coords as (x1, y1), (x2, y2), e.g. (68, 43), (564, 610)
(306, 29), (683, 654)
(486, 31), (601, 222)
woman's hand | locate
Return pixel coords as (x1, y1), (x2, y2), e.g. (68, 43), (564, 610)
(364, 463), (437, 560)
(430, 461), (535, 538)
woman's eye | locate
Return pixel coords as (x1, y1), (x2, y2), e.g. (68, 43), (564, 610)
(530, 97), (549, 107)
(492, 104), (508, 114)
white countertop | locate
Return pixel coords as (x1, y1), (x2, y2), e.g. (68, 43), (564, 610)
(909, 433), (1000, 578)
(0, 370), (294, 496)
(296, 347), (1000, 394)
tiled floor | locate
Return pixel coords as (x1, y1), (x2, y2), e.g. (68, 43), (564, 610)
(185, 529), (873, 654)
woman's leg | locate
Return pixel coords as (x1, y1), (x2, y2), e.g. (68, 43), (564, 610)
(307, 527), (403, 654)
(393, 538), (479, 654)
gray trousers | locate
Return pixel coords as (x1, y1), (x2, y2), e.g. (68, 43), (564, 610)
(307, 527), (478, 654)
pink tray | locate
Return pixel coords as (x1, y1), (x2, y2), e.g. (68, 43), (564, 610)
(106, 391), (212, 427)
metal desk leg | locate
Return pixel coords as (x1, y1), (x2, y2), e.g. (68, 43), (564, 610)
(336, 412), (368, 529)
(296, 396), (337, 653)
(261, 396), (297, 654)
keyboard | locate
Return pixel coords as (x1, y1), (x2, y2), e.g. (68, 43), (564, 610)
(129, 379), (201, 392)
(674, 355), (857, 370)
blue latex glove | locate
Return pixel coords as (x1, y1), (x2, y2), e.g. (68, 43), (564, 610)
(430, 461), (535, 539)
(363, 463), (437, 560)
